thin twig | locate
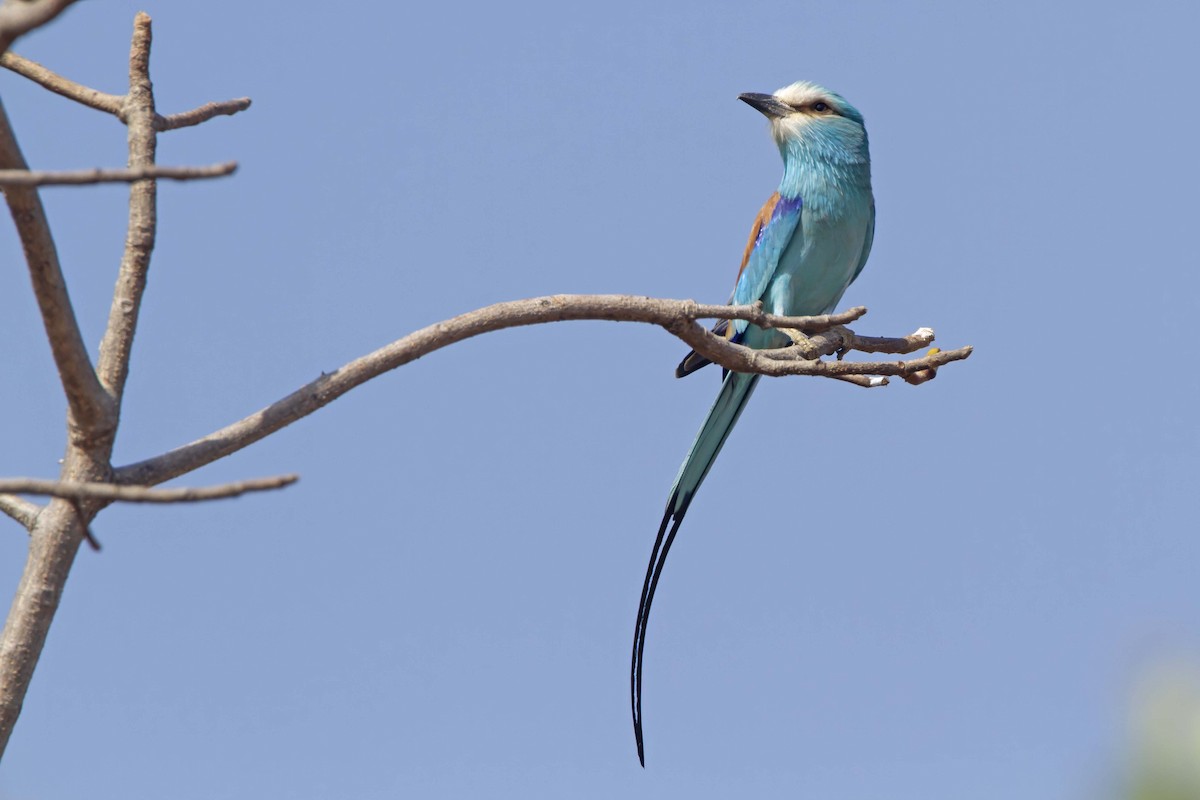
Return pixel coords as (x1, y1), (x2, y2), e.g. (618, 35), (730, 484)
(0, 161), (237, 186)
(156, 98), (251, 131)
(0, 495), (39, 528)
(831, 374), (888, 388)
(749, 343), (970, 378)
(850, 327), (936, 354)
(114, 295), (972, 488)
(0, 52), (123, 114)
(66, 499), (99, 551)
(758, 327), (936, 360)
(0, 474), (298, 503)
(689, 304), (865, 331)
(0, 0), (80, 54)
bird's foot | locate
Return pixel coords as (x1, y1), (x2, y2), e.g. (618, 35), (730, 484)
(902, 347), (942, 385)
(780, 328), (821, 359)
(830, 325), (856, 361)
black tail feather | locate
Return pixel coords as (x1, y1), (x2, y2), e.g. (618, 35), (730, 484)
(632, 367), (759, 764)
(631, 498), (688, 767)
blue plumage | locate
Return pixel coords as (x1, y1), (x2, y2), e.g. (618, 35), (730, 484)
(631, 81), (875, 766)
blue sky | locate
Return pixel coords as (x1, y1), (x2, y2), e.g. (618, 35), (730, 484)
(1, 1), (1198, 798)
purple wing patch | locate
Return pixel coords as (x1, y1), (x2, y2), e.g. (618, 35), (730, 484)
(760, 194), (802, 244)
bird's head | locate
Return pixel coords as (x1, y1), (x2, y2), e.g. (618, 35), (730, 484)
(739, 81), (867, 162)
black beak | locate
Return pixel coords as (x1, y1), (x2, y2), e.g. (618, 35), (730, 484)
(738, 92), (792, 119)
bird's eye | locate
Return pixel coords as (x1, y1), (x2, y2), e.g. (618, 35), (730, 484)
(813, 101), (829, 112)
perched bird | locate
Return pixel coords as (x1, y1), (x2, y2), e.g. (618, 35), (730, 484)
(631, 81), (875, 766)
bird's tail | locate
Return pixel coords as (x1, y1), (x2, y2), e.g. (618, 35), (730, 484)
(631, 369), (760, 766)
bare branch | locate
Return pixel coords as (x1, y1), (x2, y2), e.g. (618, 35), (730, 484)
(0, 495), (39, 529)
(0, 98), (115, 437)
(114, 294), (973, 487)
(0, 161), (237, 186)
(691, 303), (865, 331)
(0, 53), (251, 131)
(831, 374), (889, 389)
(156, 98), (251, 131)
(0, 0), (79, 54)
(0, 51), (123, 114)
(753, 342), (971, 377)
(757, 326), (935, 361)
(0, 502), (90, 755)
(849, 326), (937, 354)
(95, 11), (156, 406)
(0, 474), (298, 503)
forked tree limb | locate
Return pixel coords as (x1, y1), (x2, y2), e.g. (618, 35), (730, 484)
(113, 295), (971, 489)
(1, 11), (172, 760)
(0, 51), (251, 129)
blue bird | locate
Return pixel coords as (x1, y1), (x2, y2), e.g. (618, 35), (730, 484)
(631, 80), (875, 765)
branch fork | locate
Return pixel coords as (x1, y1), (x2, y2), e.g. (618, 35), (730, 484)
(0, 10), (256, 759)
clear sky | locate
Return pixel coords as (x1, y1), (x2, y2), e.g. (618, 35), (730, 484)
(1, 1), (1198, 798)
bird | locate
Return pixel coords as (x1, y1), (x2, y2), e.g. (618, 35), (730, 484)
(631, 80), (875, 766)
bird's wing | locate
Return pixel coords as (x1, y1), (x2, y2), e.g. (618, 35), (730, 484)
(848, 199), (875, 286)
(732, 191), (783, 295)
(731, 193), (803, 326)
(674, 192), (801, 377)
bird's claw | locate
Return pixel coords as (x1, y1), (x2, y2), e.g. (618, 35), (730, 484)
(902, 347), (941, 385)
(780, 327), (821, 359)
(830, 325), (855, 360)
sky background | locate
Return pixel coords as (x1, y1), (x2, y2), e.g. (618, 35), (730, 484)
(1, 1), (1198, 798)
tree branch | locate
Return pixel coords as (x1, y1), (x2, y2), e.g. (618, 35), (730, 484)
(831, 374), (888, 388)
(708, 303), (865, 330)
(157, 98), (252, 131)
(0, 10), (250, 761)
(0, 501), (90, 756)
(95, 11), (156, 407)
(0, 97), (115, 438)
(0, 475), (297, 504)
(0, 51), (251, 130)
(0, 495), (39, 529)
(0, 162), (237, 186)
(849, 326), (937, 354)
(114, 295), (972, 488)
(754, 339), (969, 377)
(0, 0), (79, 54)
(0, 52), (123, 113)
